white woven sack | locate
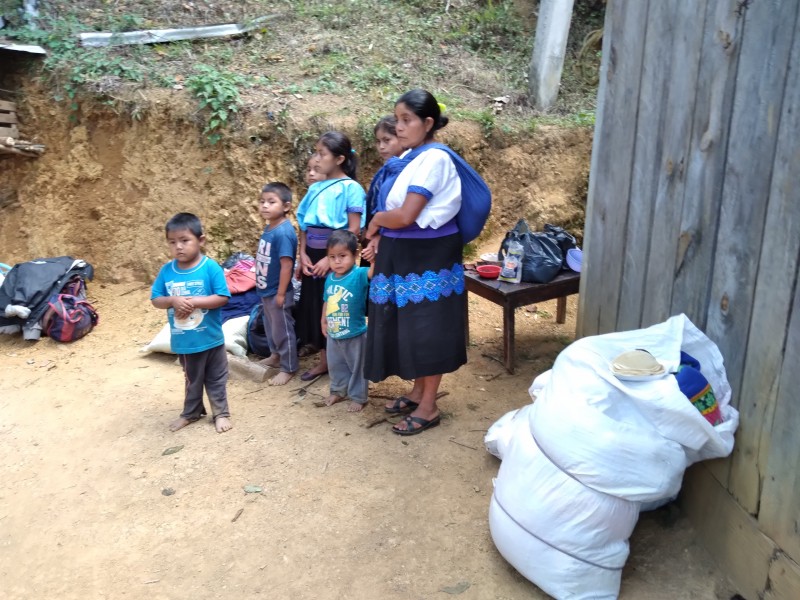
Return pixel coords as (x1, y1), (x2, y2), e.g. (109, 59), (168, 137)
(529, 367), (688, 502)
(139, 316), (249, 357)
(527, 314), (739, 501)
(493, 422), (638, 568)
(489, 495), (621, 600)
(490, 425), (637, 599)
(484, 405), (528, 459)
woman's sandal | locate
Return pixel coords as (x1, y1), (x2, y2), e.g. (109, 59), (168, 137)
(392, 415), (441, 436)
(384, 396), (419, 415)
(300, 369), (327, 381)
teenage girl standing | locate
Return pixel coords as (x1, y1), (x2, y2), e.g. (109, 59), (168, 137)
(296, 131), (366, 381)
(362, 115), (403, 264)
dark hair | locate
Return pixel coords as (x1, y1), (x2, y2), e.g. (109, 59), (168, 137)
(165, 212), (203, 239)
(396, 89), (449, 137)
(261, 182), (292, 205)
(318, 131), (357, 179)
(326, 229), (358, 254)
(374, 115), (397, 137)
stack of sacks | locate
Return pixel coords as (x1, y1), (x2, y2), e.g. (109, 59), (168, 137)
(486, 314), (739, 599)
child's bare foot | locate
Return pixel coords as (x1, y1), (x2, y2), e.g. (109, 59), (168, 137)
(324, 394), (345, 407)
(258, 355), (280, 368)
(169, 417), (196, 432)
(348, 401), (366, 412)
(215, 416), (233, 433)
(269, 371), (295, 386)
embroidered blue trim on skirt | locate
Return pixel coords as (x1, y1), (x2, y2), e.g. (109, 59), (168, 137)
(370, 263), (464, 307)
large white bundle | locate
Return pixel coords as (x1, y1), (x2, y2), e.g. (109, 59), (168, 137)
(490, 424), (637, 599)
(489, 496), (623, 600)
(487, 314), (740, 599)
(533, 315), (736, 468)
(529, 359), (689, 502)
(493, 423), (638, 565)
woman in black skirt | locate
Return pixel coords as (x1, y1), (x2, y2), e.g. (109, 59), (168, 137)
(364, 89), (467, 435)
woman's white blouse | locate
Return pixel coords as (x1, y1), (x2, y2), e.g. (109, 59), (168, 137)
(385, 148), (462, 229)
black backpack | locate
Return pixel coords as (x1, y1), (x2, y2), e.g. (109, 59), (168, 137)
(246, 302), (271, 358)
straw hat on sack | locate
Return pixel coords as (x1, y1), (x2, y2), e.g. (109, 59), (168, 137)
(610, 349), (665, 377)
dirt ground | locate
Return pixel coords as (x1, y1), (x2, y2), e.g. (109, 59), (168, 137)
(0, 243), (737, 600)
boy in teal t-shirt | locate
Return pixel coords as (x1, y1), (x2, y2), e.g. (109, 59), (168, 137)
(151, 213), (232, 433)
(321, 230), (373, 412)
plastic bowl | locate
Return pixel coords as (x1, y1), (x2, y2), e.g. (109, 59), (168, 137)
(476, 264), (502, 279)
(566, 248), (583, 273)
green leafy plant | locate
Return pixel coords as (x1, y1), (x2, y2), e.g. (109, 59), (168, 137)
(206, 222), (234, 261)
(185, 64), (247, 144)
(463, 242), (479, 260)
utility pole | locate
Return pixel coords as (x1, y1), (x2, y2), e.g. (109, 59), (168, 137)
(528, 0), (576, 110)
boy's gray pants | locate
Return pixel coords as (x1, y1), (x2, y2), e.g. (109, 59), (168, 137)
(328, 333), (368, 404)
(178, 343), (230, 421)
(261, 294), (298, 373)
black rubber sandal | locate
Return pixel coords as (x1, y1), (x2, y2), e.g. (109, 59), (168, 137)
(384, 396), (419, 415)
(392, 415), (441, 436)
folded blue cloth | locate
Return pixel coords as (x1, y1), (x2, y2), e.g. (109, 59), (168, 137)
(221, 288), (259, 324)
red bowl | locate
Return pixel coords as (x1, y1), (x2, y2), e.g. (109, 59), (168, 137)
(476, 264), (502, 279)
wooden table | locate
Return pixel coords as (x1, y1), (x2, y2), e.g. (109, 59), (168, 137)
(463, 270), (581, 374)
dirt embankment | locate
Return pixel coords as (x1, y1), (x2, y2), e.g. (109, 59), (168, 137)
(0, 81), (591, 278)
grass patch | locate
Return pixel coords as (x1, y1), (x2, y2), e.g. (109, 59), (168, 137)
(2, 0), (604, 141)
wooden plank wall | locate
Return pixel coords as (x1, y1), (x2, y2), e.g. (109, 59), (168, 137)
(580, 0), (800, 596)
(706, 0), (798, 488)
(753, 28), (800, 562)
(669, 0), (742, 329)
(576, 0), (649, 335)
(728, 1), (800, 517)
(612, 0), (674, 332)
(759, 261), (800, 562)
(704, 0), (798, 407)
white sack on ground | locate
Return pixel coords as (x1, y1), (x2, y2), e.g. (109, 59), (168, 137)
(486, 314), (739, 599)
(485, 405), (527, 459)
(139, 315), (249, 357)
(489, 495), (624, 600)
(493, 423), (638, 566)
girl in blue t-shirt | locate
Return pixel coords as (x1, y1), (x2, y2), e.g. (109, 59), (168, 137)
(295, 131), (366, 381)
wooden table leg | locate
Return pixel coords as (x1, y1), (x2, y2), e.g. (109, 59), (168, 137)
(503, 302), (515, 374)
(463, 289), (470, 346)
(556, 296), (567, 324)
